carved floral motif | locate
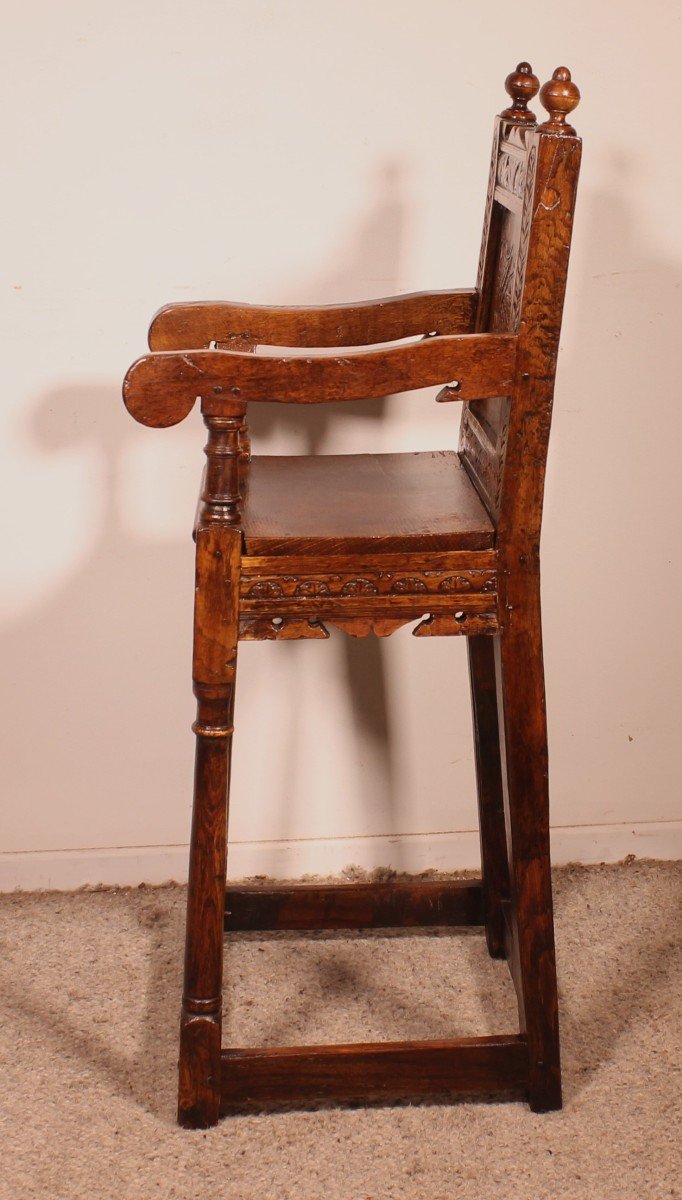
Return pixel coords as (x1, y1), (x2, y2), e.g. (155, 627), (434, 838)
(496, 150), (526, 199)
(341, 578), (378, 596)
(238, 563), (500, 640)
(510, 144), (538, 331)
(491, 229), (517, 332)
(476, 127), (500, 290)
(242, 569), (497, 601)
(246, 580), (284, 600)
(294, 580), (331, 597)
(461, 136), (538, 522)
(439, 574), (495, 593)
(392, 577), (428, 593)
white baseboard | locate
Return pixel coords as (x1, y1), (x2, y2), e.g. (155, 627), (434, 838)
(1, 821), (680, 892)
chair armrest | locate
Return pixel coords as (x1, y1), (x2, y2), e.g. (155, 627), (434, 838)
(147, 290), (478, 351)
(123, 334), (517, 428)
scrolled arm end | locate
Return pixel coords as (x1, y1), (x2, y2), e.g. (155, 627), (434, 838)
(122, 353), (199, 428)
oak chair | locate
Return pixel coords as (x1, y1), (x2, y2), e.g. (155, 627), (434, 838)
(123, 63), (582, 1126)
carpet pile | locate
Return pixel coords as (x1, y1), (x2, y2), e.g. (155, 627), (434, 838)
(1, 859), (679, 1199)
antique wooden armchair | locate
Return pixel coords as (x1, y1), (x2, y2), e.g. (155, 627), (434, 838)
(123, 64), (582, 1127)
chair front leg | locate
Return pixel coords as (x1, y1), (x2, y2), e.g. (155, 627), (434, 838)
(495, 582), (562, 1112)
(178, 519), (241, 1128)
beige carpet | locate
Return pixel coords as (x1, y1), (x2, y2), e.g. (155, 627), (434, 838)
(0, 859), (680, 1199)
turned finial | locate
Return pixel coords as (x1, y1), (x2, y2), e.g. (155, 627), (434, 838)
(501, 62), (540, 122)
(539, 67), (580, 134)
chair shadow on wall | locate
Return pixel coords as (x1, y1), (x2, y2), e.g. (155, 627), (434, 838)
(0, 162), (410, 1116)
(1, 158), (409, 882)
(245, 159), (409, 862)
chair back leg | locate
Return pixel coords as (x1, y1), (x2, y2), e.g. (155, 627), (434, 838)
(495, 584), (562, 1112)
(468, 636), (508, 958)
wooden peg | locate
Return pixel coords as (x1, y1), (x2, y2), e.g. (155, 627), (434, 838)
(539, 67), (580, 135)
(500, 62), (540, 123)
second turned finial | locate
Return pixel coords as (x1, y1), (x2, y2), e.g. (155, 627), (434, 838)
(539, 67), (581, 134)
(501, 62), (540, 122)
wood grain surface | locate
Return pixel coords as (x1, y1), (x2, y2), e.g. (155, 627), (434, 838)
(121, 61), (582, 1125)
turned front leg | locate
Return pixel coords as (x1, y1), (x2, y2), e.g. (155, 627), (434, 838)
(178, 410), (243, 1128)
(179, 677), (236, 1127)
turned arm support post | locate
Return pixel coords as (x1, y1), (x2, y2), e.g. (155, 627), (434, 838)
(197, 405), (246, 528)
(147, 289), (478, 352)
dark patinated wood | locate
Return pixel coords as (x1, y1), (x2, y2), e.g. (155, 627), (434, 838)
(491, 78), (581, 1112)
(539, 67), (580, 135)
(236, 541), (501, 637)
(225, 879), (484, 931)
(148, 288), (478, 351)
(122, 332), (518, 427)
(240, 548), (498, 579)
(468, 637), (508, 957)
(500, 62), (539, 123)
(178, 414), (243, 1129)
(220, 1035), (528, 1111)
(240, 452), (495, 555)
(121, 62), (582, 1125)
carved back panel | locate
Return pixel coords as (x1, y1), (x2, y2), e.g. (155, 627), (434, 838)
(459, 117), (538, 523)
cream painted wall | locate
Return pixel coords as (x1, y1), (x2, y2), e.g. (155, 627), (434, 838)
(2, 1), (681, 889)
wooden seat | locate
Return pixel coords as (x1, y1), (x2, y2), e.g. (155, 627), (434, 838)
(241, 451), (495, 555)
(123, 63), (582, 1126)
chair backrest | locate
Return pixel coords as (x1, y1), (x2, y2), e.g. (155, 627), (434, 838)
(459, 64), (581, 542)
